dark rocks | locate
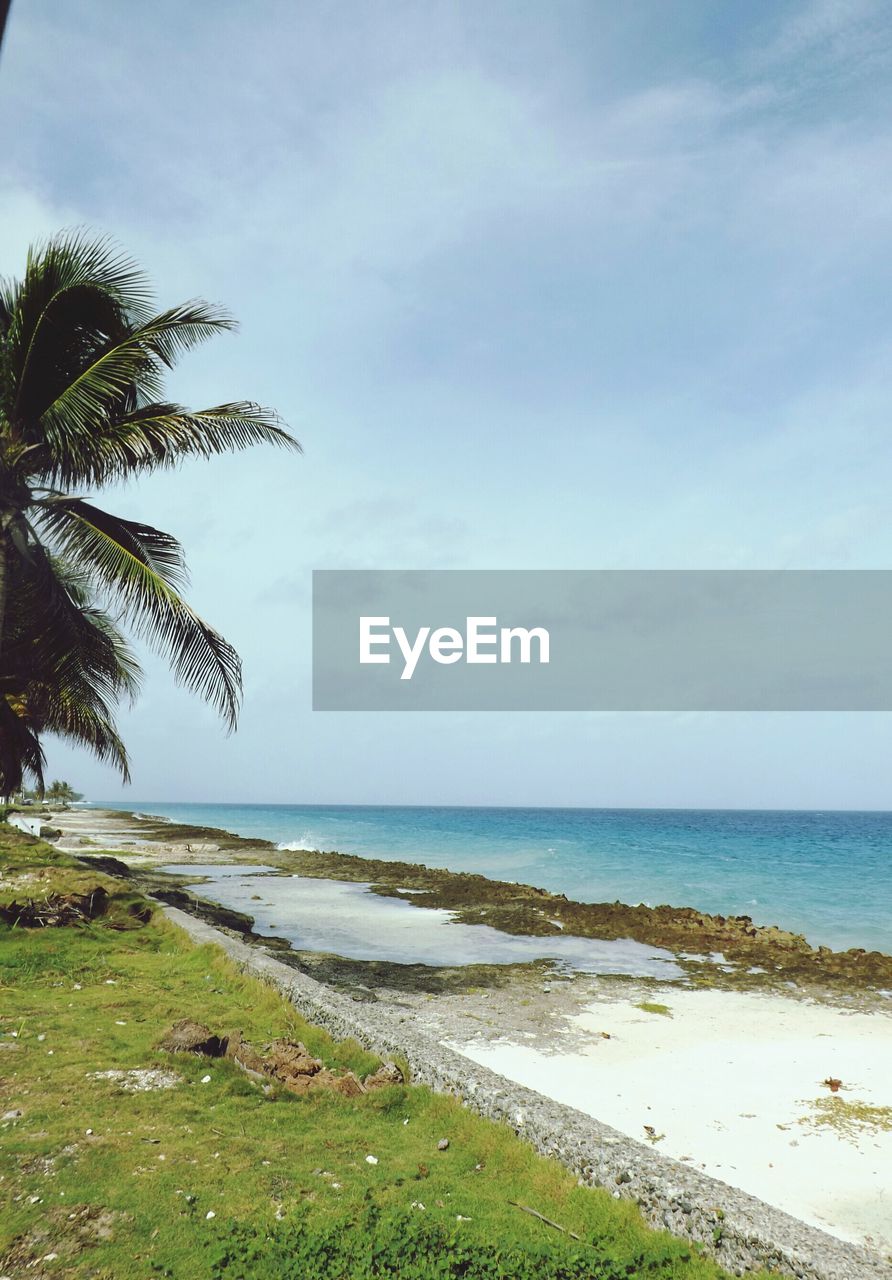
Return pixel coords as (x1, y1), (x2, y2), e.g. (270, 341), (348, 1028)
(158, 1019), (227, 1057)
(195, 1027), (370, 1098)
(149, 887), (258, 937)
(76, 854), (134, 878)
(264, 1039), (323, 1084)
(0, 887), (109, 927)
(363, 1062), (405, 1090)
(224, 1029), (266, 1077)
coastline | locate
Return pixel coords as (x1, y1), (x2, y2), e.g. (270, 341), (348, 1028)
(165, 904), (892, 1280)
(67, 800), (892, 956)
(53, 804), (892, 993)
(38, 804), (892, 1257)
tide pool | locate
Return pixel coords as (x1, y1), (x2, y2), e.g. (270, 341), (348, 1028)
(99, 802), (892, 952)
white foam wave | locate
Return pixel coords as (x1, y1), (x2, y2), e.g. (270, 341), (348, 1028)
(277, 835), (320, 853)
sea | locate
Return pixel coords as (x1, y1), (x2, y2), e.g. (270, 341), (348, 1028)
(94, 803), (892, 954)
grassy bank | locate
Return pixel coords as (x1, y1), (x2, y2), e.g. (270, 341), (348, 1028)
(0, 827), (766, 1279)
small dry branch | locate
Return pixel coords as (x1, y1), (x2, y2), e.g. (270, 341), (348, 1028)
(507, 1200), (582, 1242)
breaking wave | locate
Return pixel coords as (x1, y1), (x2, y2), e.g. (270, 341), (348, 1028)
(277, 834), (321, 853)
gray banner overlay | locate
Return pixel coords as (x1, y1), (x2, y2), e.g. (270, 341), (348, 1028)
(312, 570), (892, 711)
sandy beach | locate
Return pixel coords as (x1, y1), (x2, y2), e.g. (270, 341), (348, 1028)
(446, 987), (892, 1253)
(33, 804), (892, 1258)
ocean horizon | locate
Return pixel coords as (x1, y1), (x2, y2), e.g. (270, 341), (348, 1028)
(94, 801), (892, 954)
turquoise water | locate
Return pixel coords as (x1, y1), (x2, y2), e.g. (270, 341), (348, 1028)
(97, 803), (892, 953)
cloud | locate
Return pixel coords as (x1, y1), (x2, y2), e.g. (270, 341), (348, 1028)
(760, 0), (885, 66)
(3, 0), (892, 804)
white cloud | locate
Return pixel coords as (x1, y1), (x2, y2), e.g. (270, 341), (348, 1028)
(4, 1), (892, 804)
(761, 0), (884, 65)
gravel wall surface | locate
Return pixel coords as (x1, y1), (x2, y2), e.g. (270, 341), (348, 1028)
(163, 906), (891, 1280)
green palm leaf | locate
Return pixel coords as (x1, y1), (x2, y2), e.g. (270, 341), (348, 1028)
(0, 546), (136, 791)
(38, 400), (298, 488)
(0, 230), (298, 790)
(1, 543), (142, 705)
(37, 498), (241, 730)
(34, 302), (235, 444)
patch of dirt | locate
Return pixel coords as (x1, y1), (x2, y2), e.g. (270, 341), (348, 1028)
(264, 1038), (323, 1084)
(157, 1019), (226, 1056)
(88, 1068), (181, 1092)
(0, 1205), (128, 1277)
(156, 1020), (404, 1099)
(0, 887), (110, 927)
(259, 1035), (403, 1098)
(363, 1062), (405, 1090)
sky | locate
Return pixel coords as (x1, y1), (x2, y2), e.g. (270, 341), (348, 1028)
(2, 0), (892, 808)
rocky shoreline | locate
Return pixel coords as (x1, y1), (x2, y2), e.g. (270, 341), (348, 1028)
(51, 805), (892, 997)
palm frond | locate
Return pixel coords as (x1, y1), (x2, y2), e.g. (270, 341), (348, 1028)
(30, 688), (131, 782)
(1, 539), (143, 704)
(35, 401), (299, 487)
(3, 231), (153, 423)
(33, 301), (237, 459)
(0, 230), (299, 789)
(37, 499), (241, 729)
(34, 498), (187, 591)
(134, 301), (237, 368)
(0, 548), (137, 786)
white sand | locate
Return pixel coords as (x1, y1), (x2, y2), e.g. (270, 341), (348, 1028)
(449, 988), (892, 1252)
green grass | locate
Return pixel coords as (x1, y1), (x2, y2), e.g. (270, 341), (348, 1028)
(635, 1001), (673, 1017)
(0, 829), (764, 1279)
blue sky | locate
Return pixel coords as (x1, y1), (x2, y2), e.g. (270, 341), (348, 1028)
(2, 0), (892, 807)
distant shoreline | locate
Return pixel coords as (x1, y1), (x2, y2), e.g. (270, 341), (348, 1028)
(84, 799), (892, 955)
(47, 803), (892, 991)
(87, 800), (892, 813)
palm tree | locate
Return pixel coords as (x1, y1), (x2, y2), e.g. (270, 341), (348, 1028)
(44, 779), (83, 805)
(0, 1), (11, 56)
(0, 231), (299, 793)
